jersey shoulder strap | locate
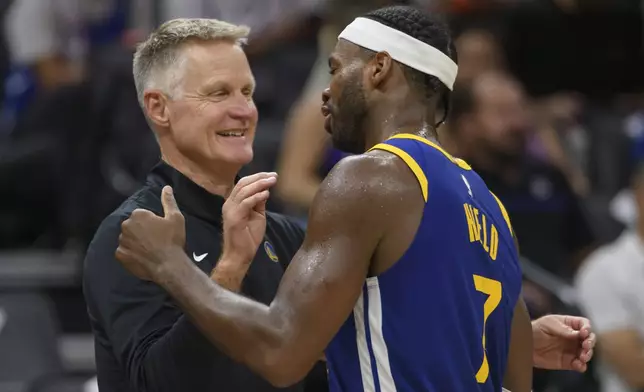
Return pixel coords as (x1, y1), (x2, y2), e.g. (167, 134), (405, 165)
(368, 134), (473, 203)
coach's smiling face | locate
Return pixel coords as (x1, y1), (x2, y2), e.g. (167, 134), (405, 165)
(146, 40), (258, 171)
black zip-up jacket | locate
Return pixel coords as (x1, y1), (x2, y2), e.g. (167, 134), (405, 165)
(83, 162), (312, 392)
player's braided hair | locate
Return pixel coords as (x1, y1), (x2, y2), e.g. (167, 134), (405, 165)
(362, 6), (457, 124)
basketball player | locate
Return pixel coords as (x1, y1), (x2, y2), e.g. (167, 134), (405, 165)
(115, 6), (585, 392)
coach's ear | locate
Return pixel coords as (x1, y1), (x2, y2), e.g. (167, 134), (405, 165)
(368, 51), (394, 88)
(144, 89), (171, 129)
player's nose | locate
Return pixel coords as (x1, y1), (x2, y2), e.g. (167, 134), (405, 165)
(322, 88), (330, 105)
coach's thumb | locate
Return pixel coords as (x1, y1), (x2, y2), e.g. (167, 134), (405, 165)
(161, 186), (180, 218)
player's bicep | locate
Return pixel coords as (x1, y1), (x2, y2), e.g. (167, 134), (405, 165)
(272, 156), (392, 370)
(504, 298), (533, 392)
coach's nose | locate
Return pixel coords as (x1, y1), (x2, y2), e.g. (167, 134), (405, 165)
(228, 96), (257, 121)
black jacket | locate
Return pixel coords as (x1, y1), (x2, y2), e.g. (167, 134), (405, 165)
(83, 162), (310, 392)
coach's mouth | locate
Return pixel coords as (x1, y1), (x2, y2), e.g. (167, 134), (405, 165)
(216, 128), (247, 137)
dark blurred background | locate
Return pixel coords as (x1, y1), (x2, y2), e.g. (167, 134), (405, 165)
(0, 0), (642, 391)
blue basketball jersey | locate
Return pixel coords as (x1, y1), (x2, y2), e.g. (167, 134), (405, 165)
(325, 134), (523, 392)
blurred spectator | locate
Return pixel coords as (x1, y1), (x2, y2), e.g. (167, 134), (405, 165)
(575, 163), (644, 392)
(444, 71), (596, 280)
(4, 0), (126, 90)
(453, 28), (504, 86)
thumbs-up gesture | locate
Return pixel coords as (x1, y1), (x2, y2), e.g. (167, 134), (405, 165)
(116, 186), (186, 281)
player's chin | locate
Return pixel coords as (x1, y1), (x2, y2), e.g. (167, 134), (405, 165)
(324, 114), (333, 135)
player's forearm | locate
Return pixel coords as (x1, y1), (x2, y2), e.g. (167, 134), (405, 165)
(154, 253), (300, 386)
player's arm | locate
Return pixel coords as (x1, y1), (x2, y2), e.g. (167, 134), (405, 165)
(151, 155), (399, 386)
(503, 297), (534, 392)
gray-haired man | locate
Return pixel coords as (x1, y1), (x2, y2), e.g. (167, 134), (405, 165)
(83, 18), (324, 392)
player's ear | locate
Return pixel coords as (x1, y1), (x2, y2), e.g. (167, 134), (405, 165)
(368, 51), (394, 88)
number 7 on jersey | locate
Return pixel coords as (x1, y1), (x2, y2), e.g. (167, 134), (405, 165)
(473, 274), (503, 383)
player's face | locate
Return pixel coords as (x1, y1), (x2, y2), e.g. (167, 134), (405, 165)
(164, 41), (258, 167)
(322, 41), (369, 154)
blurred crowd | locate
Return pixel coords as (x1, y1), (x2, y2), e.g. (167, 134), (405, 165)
(0, 0), (642, 391)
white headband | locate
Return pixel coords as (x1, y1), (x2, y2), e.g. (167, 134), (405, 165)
(338, 17), (458, 91)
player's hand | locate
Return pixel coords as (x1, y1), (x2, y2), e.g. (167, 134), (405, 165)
(116, 186), (186, 281)
(532, 314), (596, 372)
(221, 172), (278, 266)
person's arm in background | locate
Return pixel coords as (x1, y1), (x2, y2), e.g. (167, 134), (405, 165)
(576, 254), (644, 389)
(84, 213), (254, 392)
(276, 94), (329, 212)
(556, 166), (597, 272)
(504, 298), (534, 392)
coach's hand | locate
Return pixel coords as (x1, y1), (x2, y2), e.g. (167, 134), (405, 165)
(116, 186), (186, 281)
(221, 172), (277, 266)
(532, 314), (596, 372)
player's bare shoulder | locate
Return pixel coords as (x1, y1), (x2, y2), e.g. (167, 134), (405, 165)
(365, 148), (425, 201)
(312, 150), (422, 233)
(324, 151), (419, 204)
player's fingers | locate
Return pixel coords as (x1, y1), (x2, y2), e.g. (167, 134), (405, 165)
(117, 230), (138, 250)
(568, 316), (591, 333)
(229, 172), (277, 200)
(161, 186), (182, 220)
(129, 208), (157, 221)
(578, 317), (592, 334)
(115, 244), (133, 263)
(564, 315), (581, 331)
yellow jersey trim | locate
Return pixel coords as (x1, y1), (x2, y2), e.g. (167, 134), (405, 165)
(369, 143), (429, 202)
(490, 192), (513, 236)
(388, 133), (472, 171)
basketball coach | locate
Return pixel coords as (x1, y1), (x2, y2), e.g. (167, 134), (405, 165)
(83, 18), (326, 392)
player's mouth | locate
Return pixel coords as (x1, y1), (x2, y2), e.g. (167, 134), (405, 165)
(321, 106), (332, 134)
(216, 128), (247, 138)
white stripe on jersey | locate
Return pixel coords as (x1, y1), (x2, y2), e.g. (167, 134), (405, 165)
(353, 277), (398, 392)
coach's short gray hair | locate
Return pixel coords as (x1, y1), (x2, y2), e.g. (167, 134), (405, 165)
(133, 18), (250, 109)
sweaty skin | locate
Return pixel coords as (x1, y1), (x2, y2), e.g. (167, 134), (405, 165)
(116, 29), (593, 388)
(124, 150), (425, 386)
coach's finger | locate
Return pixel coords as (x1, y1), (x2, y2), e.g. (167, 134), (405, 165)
(161, 186), (182, 221)
(239, 190), (271, 212)
(234, 176), (277, 203)
(229, 172), (277, 200)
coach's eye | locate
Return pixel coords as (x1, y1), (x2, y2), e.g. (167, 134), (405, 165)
(242, 88), (254, 97)
(329, 67), (338, 76)
(210, 90), (228, 98)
